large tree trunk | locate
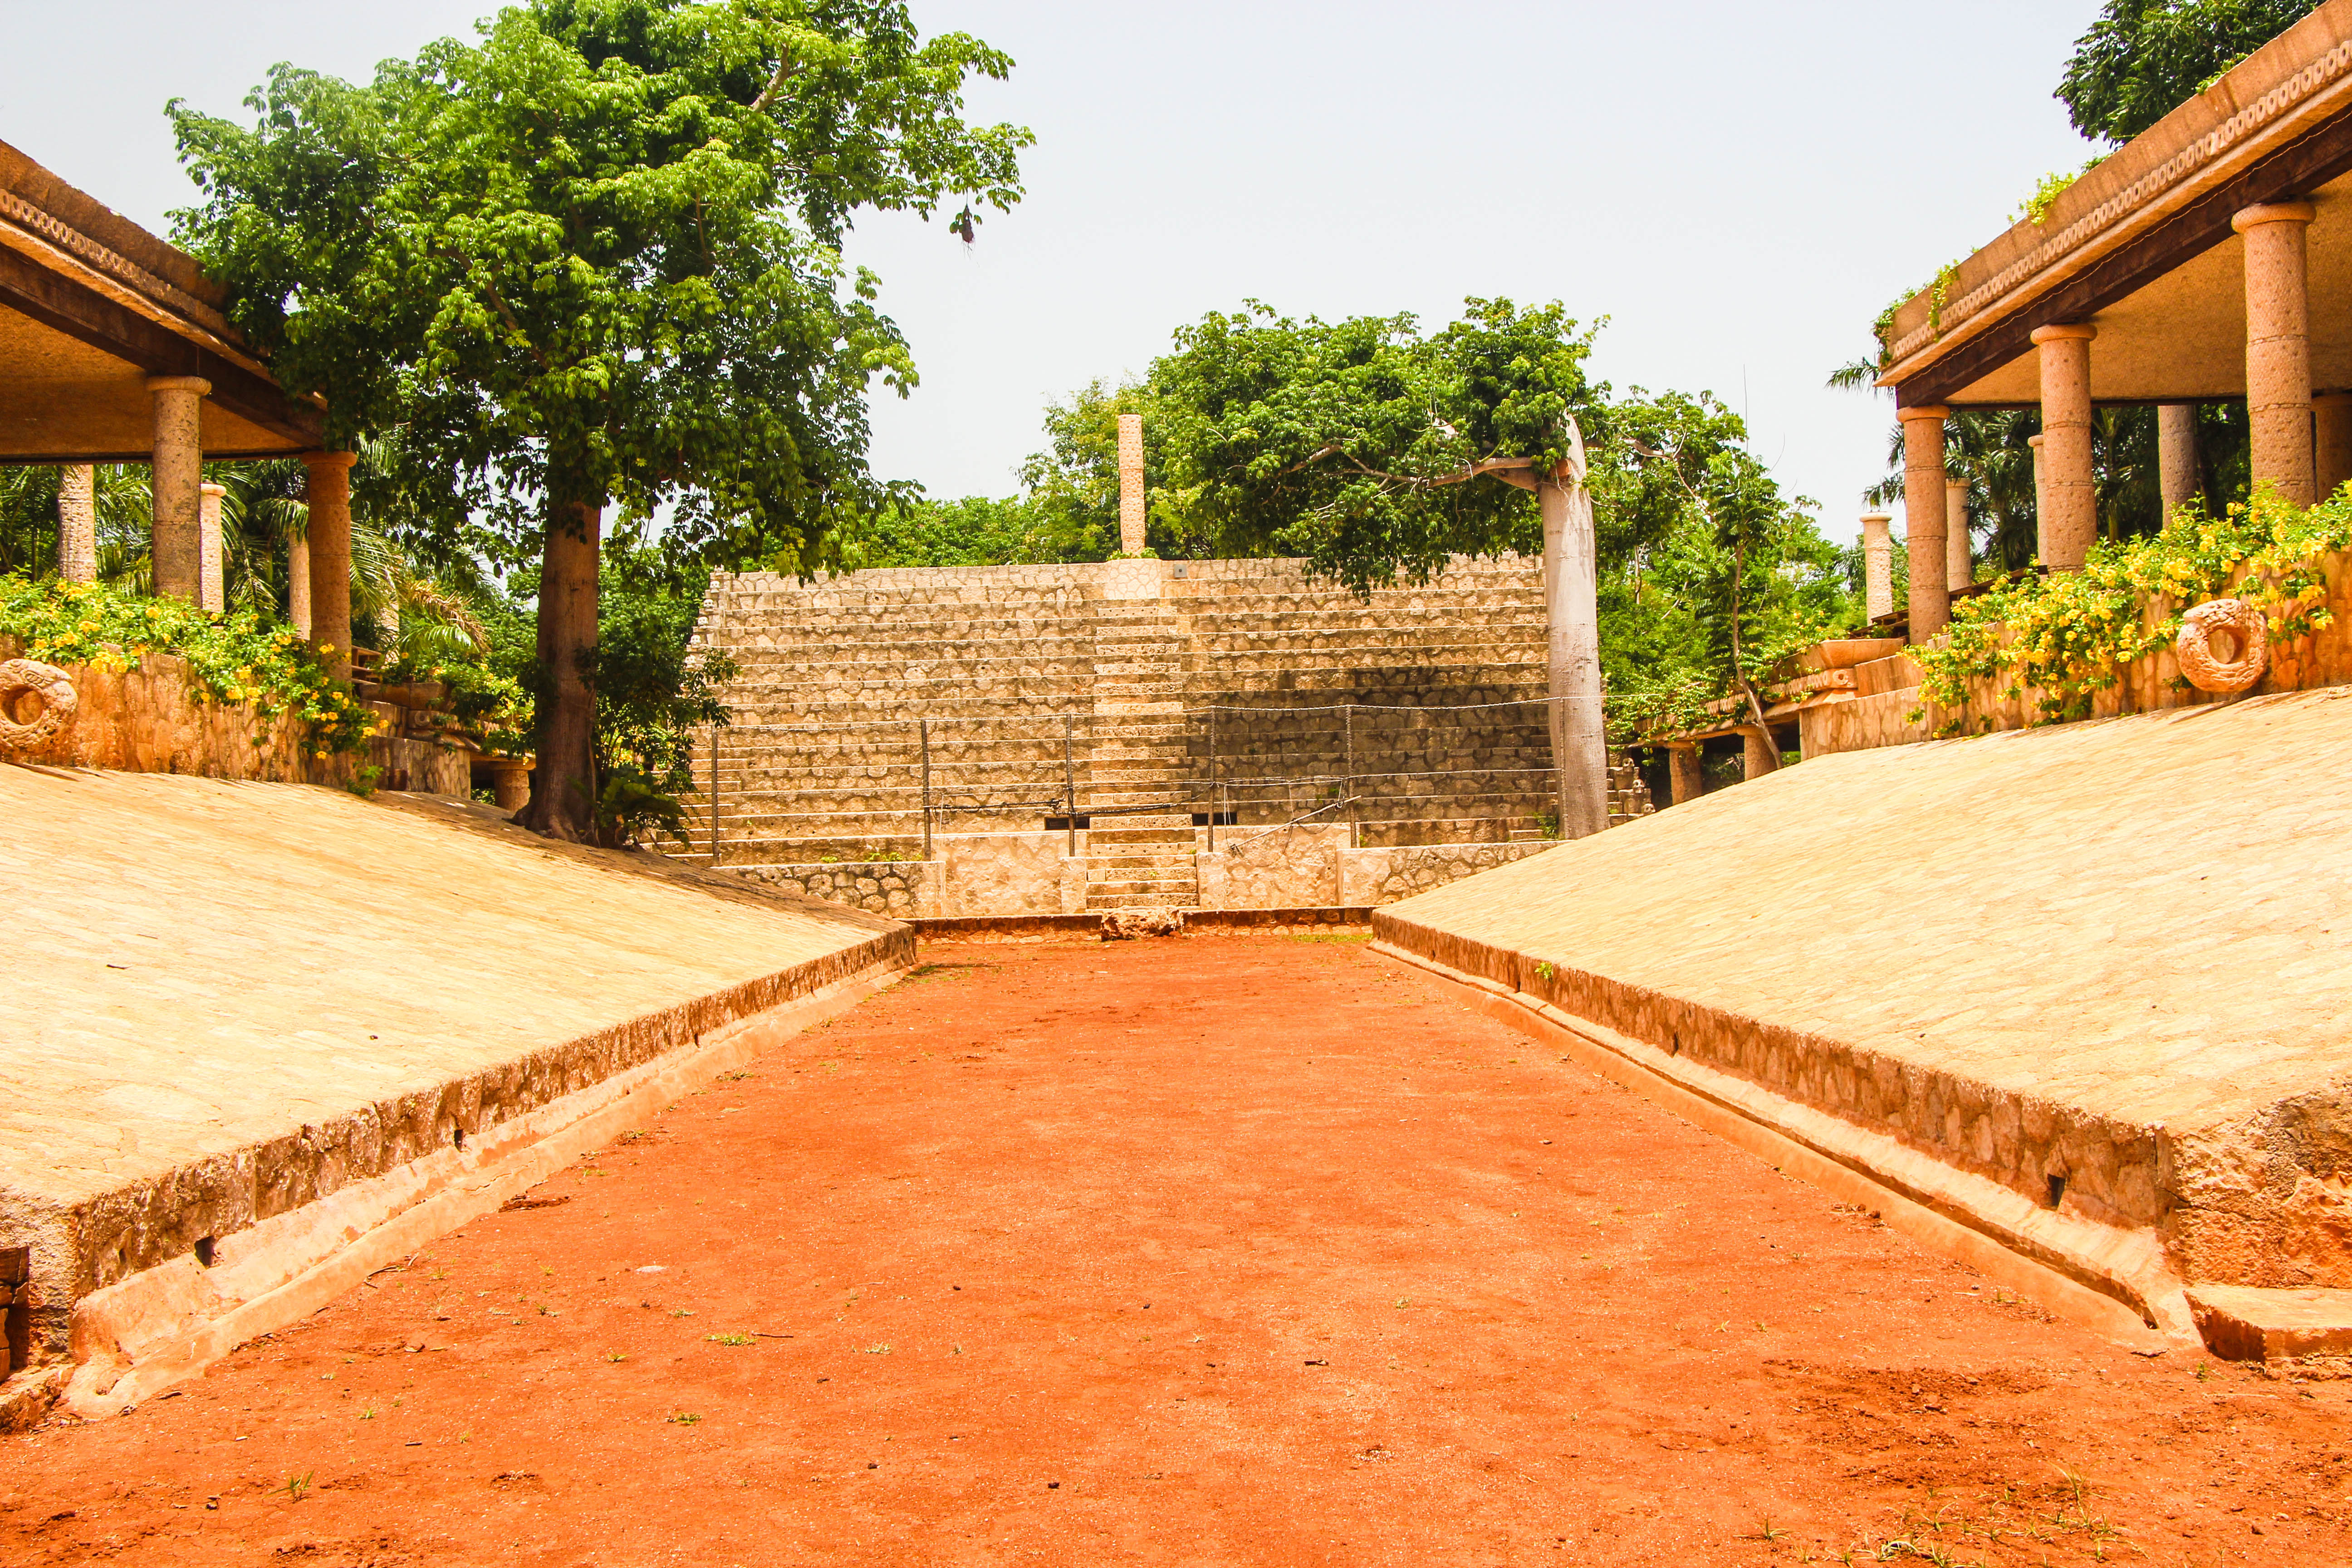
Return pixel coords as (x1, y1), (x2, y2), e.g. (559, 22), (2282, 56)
(519, 500), (602, 840)
(1541, 416), (1609, 839)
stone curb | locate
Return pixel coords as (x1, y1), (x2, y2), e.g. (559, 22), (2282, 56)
(45, 958), (907, 1424)
(1368, 937), (2192, 1352)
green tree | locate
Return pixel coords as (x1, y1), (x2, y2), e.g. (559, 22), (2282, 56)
(1141, 299), (1593, 593)
(0, 467), (154, 585)
(838, 494), (1052, 568)
(2059, 0), (2323, 143)
(169, 0), (1030, 840)
(1598, 397), (1856, 748)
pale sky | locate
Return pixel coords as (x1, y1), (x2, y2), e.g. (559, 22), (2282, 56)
(6, 1), (2107, 543)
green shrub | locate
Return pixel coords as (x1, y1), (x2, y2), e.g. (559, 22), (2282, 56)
(0, 574), (377, 755)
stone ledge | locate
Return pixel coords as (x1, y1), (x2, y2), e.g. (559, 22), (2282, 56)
(54, 959), (905, 1419)
(1369, 931), (2185, 1348)
(2187, 1286), (2352, 1362)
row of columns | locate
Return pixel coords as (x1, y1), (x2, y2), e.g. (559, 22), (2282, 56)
(53, 375), (354, 680)
(1659, 723), (1786, 805)
(1895, 198), (2340, 643)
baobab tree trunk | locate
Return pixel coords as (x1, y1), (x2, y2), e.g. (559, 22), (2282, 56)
(519, 500), (602, 840)
(1541, 416), (1609, 840)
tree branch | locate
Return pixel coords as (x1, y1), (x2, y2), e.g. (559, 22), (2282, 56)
(1277, 447), (1551, 491)
(749, 51), (801, 114)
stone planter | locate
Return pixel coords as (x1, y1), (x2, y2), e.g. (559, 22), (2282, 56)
(375, 680), (451, 710)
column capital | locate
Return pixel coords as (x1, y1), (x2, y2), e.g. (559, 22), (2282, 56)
(300, 449), (359, 473)
(145, 375), (213, 397)
(2029, 323), (2097, 346)
(1859, 510), (1892, 525)
(2028, 433), (2048, 449)
(1895, 404), (1950, 423)
(2233, 200), (2316, 233)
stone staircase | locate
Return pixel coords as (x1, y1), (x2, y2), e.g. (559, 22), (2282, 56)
(1084, 603), (1199, 910)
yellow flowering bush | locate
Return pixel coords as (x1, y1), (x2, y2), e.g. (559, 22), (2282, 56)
(0, 575), (375, 753)
(1914, 486), (2350, 728)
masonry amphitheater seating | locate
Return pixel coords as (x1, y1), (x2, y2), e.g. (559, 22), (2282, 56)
(688, 556), (1648, 907)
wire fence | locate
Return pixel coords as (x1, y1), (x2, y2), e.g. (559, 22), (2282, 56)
(683, 695), (1578, 864)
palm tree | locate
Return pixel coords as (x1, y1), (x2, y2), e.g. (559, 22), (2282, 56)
(209, 434), (492, 666)
(0, 464), (157, 584)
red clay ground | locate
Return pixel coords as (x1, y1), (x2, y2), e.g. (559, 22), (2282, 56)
(4, 936), (2348, 1567)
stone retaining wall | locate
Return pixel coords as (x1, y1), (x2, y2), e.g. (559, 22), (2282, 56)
(1806, 547), (2352, 757)
(689, 554), (1635, 854)
(0, 637), (468, 796)
(727, 832), (1091, 918)
(733, 827), (1560, 917)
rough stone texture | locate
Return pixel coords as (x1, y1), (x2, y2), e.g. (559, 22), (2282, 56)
(2176, 598), (2267, 693)
(0, 770), (905, 1367)
(2187, 1284), (2352, 1360)
(731, 859), (932, 918)
(2235, 202), (2317, 507)
(1196, 824), (1349, 909)
(1101, 909), (1181, 939)
(687, 555), (1653, 913)
(1340, 840), (1556, 905)
(943, 833), (1087, 916)
(56, 466), (94, 586)
(0, 635), (469, 795)
(1378, 689), (2352, 1292)
(0, 657), (75, 750)
(732, 835), (1083, 918)
(1191, 831), (1559, 912)
(2031, 326), (2097, 571)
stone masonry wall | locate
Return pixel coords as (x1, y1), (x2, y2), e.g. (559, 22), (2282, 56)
(725, 832), (1089, 918)
(687, 554), (1578, 857)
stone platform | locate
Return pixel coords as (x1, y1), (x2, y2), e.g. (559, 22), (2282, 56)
(0, 769), (910, 1421)
(1374, 689), (2352, 1354)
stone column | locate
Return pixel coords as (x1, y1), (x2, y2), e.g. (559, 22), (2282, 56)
(287, 530), (312, 637)
(2032, 324), (2097, 569)
(2028, 432), (2048, 529)
(146, 376), (211, 602)
(1740, 725), (1779, 780)
(1116, 412), (1146, 555)
(1945, 478), (1971, 591)
(1898, 406), (1950, 640)
(2314, 392), (2352, 503)
(2234, 201), (2317, 506)
(57, 464), (96, 584)
(198, 481), (226, 613)
(1860, 510), (1893, 621)
(302, 451), (358, 681)
(2157, 403), (2201, 523)
(490, 759), (533, 811)
(1666, 743), (1703, 805)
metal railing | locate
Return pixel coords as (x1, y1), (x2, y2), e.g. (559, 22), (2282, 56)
(688, 696), (1572, 864)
